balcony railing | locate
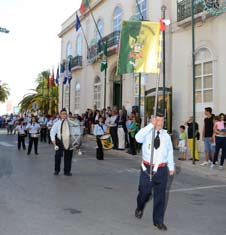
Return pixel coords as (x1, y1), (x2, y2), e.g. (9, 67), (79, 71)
(71, 55), (82, 69)
(177, 0), (204, 22)
(87, 30), (120, 63)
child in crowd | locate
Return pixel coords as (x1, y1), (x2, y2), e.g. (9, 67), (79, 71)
(178, 125), (187, 160)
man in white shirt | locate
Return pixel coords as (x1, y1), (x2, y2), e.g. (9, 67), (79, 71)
(50, 108), (73, 176)
(134, 110), (175, 231)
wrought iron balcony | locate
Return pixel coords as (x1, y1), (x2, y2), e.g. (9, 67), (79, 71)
(177, 0), (204, 22)
(87, 30), (120, 63)
(71, 55), (82, 69)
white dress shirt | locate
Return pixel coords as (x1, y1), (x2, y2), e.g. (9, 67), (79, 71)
(135, 123), (175, 171)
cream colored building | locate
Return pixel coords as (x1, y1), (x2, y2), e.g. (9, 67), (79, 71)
(58, 0), (167, 119)
(58, 0), (226, 149)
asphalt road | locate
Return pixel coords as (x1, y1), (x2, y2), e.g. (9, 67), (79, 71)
(0, 130), (226, 235)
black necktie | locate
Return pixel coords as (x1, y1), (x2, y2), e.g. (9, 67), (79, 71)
(154, 131), (160, 149)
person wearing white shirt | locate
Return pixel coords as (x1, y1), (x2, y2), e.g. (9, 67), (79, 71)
(50, 108), (74, 176)
(47, 116), (54, 144)
(38, 114), (48, 142)
(26, 116), (41, 155)
(93, 116), (107, 160)
(134, 111), (175, 231)
(15, 118), (27, 150)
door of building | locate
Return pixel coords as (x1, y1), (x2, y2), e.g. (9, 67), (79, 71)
(145, 87), (172, 133)
(113, 81), (121, 108)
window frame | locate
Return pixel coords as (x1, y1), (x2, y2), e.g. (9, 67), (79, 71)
(93, 76), (101, 109)
(74, 82), (80, 111)
(113, 7), (122, 31)
(195, 48), (214, 111)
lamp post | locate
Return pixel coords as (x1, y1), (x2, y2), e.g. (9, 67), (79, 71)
(191, 0), (196, 165)
(161, 4), (167, 129)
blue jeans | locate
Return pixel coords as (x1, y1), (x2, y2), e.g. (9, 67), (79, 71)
(213, 136), (226, 166)
(204, 137), (214, 154)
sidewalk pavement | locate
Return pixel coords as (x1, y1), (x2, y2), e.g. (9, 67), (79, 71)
(85, 134), (226, 181)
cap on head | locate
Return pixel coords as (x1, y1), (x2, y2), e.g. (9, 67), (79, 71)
(156, 109), (164, 117)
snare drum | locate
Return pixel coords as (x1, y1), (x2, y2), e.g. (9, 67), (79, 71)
(100, 134), (113, 150)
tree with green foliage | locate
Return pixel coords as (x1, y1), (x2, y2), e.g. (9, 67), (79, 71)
(0, 82), (10, 103)
(19, 70), (58, 114)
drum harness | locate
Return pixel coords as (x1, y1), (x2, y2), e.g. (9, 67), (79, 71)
(98, 124), (105, 137)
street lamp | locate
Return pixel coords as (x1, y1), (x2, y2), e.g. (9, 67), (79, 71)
(161, 5), (167, 129)
(191, 0), (196, 165)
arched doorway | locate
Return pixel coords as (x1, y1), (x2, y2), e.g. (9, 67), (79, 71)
(112, 69), (122, 109)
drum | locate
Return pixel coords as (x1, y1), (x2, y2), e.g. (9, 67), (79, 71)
(61, 119), (81, 150)
(100, 134), (113, 150)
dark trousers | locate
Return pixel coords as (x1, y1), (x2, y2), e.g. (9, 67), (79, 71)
(124, 130), (129, 148)
(96, 136), (104, 160)
(137, 164), (168, 225)
(55, 138), (73, 174)
(18, 135), (26, 150)
(27, 136), (38, 154)
(129, 133), (136, 155)
(48, 129), (51, 144)
(40, 127), (47, 142)
(110, 126), (118, 149)
(213, 136), (226, 166)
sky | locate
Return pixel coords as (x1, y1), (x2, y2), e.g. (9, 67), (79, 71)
(0, 0), (81, 114)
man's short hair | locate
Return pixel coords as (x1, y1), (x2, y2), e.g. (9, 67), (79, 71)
(205, 107), (212, 114)
(60, 108), (67, 113)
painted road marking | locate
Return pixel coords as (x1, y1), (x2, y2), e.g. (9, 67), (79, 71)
(170, 184), (226, 193)
(0, 141), (15, 147)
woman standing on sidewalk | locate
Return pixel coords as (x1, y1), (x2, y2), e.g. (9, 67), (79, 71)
(128, 114), (139, 155)
(211, 113), (226, 170)
(185, 116), (199, 161)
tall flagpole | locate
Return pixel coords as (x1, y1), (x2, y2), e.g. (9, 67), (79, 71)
(135, 0), (143, 117)
(76, 13), (90, 57)
(85, 1), (108, 114)
(87, 2), (103, 43)
(149, 24), (164, 178)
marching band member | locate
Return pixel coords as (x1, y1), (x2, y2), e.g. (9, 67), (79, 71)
(134, 110), (175, 231)
(50, 108), (73, 176)
(93, 116), (107, 160)
(15, 118), (27, 150)
(47, 116), (54, 144)
(26, 116), (41, 155)
(38, 113), (48, 142)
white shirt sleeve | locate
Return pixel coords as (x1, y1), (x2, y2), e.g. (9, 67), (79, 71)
(135, 123), (154, 143)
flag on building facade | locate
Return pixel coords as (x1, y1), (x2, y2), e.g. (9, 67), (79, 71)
(63, 76), (68, 85)
(55, 66), (59, 85)
(117, 20), (161, 75)
(48, 70), (55, 87)
(79, 0), (89, 14)
(100, 43), (108, 72)
(75, 14), (81, 31)
(60, 63), (65, 73)
(68, 59), (72, 83)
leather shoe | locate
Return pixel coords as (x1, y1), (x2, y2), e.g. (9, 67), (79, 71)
(135, 208), (143, 219)
(54, 171), (59, 175)
(64, 173), (72, 176)
(154, 224), (167, 231)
